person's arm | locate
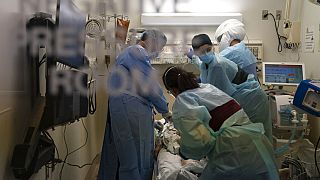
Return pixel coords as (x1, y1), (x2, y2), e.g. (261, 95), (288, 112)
(208, 64), (236, 96)
(176, 116), (215, 160)
(147, 85), (169, 114)
(173, 95), (215, 160)
(216, 55), (238, 81)
(129, 49), (169, 114)
(217, 56), (249, 85)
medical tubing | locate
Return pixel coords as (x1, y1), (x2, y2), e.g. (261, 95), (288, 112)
(282, 158), (306, 179)
(274, 125), (297, 155)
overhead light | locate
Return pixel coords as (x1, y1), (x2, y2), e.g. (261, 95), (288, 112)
(141, 13), (243, 26)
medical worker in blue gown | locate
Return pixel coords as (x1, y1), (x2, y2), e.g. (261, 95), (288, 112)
(162, 66), (278, 180)
(191, 34), (272, 141)
(98, 30), (171, 180)
(214, 19), (258, 78)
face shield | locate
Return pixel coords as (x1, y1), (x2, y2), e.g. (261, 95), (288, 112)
(142, 30), (167, 59)
(218, 33), (232, 52)
(145, 39), (164, 59)
(214, 19), (246, 52)
(193, 44), (214, 64)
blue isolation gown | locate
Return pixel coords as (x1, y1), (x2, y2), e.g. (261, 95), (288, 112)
(172, 84), (279, 180)
(220, 41), (257, 78)
(97, 45), (169, 180)
(199, 54), (272, 141)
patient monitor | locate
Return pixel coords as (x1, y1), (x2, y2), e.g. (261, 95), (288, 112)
(264, 62), (307, 129)
(262, 62), (305, 86)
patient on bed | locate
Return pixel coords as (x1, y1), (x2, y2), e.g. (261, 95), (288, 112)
(155, 122), (207, 180)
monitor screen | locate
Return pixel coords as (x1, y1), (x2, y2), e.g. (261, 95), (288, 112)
(39, 0), (89, 131)
(263, 62), (305, 86)
(55, 0), (86, 69)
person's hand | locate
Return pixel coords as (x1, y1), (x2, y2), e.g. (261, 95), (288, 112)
(162, 111), (172, 123)
(186, 48), (194, 59)
(154, 120), (164, 131)
(181, 159), (194, 166)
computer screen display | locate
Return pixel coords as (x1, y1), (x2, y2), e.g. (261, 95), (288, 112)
(55, 0), (86, 69)
(263, 62), (305, 86)
(39, 0), (88, 131)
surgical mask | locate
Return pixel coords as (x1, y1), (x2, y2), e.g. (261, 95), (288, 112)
(199, 51), (215, 64)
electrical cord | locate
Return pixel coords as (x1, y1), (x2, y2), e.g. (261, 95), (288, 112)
(277, 19), (287, 40)
(59, 119), (89, 179)
(64, 152), (100, 169)
(41, 120), (91, 179)
(88, 84), (96, 114)
(43, 131), (60, 168)
(265, 13), (286, 52)
(88, 68), (97, 114)
(59, 125), (69, 180)
(53, 159), (92, 168)
(65, 162), (92, 168)
(54, 153), (99, 169)
(268, 13), (300, 51)
(315, 136), (320, 177)
(43, 131), (59, 158)
(42, 131), (58, 172)
(67, 119), (89, 156)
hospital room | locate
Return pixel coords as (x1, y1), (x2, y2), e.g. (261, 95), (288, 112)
(2, 0), (320, 179)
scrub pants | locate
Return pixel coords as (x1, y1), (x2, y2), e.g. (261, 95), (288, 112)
(98, 94), (154, 180)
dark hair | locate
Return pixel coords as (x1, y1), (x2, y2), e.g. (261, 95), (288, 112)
(162, 66), (199, 93)
(192, 34), (212, 50)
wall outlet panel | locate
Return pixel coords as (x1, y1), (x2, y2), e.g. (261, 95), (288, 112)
(262, 10), (268, 20)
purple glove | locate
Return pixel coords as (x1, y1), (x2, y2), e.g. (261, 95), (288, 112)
(186, 49), (194, 59)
